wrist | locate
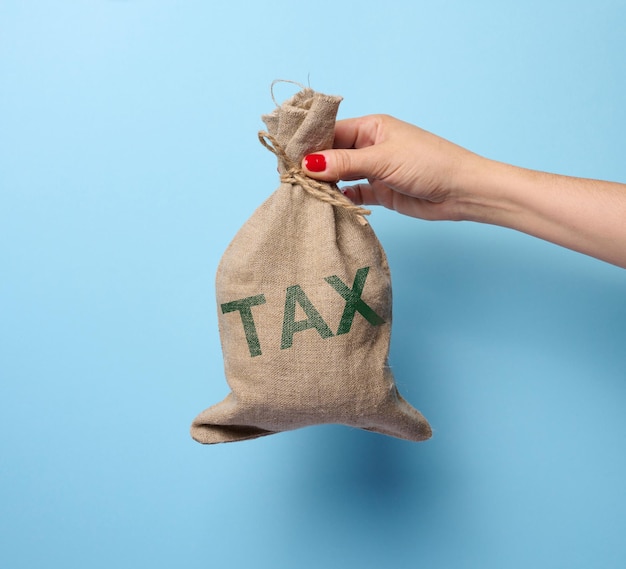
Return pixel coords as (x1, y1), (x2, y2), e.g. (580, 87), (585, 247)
(451, 154), (526, 226)
(437, 143), (626, 268)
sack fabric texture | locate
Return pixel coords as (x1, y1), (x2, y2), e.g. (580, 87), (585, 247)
(190, 86), (432, 444)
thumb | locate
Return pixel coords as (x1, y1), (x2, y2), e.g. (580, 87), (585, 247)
(301, 148), (373, 182)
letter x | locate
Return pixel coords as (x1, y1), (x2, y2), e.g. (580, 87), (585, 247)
(324, 266), (385, 335)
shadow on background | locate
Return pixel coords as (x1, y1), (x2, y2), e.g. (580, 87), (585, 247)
(291, 424), (450, 533)
(290, 219), (626, 524)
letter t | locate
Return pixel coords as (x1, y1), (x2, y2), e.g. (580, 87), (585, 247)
(221, 294), (267, 357)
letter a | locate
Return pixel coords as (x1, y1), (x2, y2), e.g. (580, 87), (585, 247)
(325, 266), (385, 335)
(281, 285), (334, 349)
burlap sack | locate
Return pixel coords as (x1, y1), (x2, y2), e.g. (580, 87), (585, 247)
(191, 86), (432, 444)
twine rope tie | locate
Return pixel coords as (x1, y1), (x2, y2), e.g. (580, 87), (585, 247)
(258, 131), (371, 221)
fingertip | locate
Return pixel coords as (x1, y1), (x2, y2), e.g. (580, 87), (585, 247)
(303, 153), (327, 173)
(303, 148), (366, 183)
(341, 183), (382, 207)
(340, 184), (363, 205)
(339, 185), (355, 201)
(302, 153), (337, 181)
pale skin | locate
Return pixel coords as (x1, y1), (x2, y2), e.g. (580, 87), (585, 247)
(301, 114), (626, 269)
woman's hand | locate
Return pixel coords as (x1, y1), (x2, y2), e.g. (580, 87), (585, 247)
(302, 114), (626, 268)
(301, 114), (483, 221)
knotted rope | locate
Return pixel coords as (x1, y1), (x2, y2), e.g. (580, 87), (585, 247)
(258, 131), (371, 223)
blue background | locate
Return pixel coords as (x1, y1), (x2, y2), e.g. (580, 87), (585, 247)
(2, 1), (626, 567)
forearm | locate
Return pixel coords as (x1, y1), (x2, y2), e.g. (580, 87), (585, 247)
(458, 157), (626, 268)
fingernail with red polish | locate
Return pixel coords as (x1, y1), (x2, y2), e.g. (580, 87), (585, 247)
(304, 153), (326, 172)
(341, 186), (354, 200)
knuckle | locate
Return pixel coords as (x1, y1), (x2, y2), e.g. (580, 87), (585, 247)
(332, 149), (352, 179)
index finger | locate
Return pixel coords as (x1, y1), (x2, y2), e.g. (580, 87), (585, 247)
(333, 115), (384, 150)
